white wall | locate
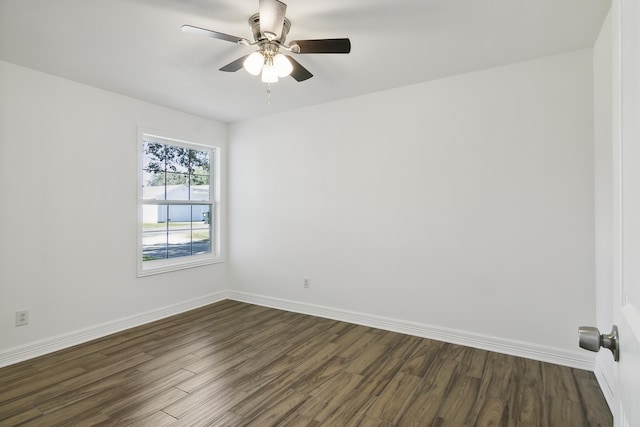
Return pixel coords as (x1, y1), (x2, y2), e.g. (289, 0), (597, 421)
(229, 50), (595, 359)
(0, 60), (228, 362)
(0, 48), (597, 367)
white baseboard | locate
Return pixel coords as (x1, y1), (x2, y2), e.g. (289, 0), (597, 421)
(594, 357), (616, 413)
(0, 291), (229, 368)
(1, 290), (596, 371)
(228, 291), (596, 370)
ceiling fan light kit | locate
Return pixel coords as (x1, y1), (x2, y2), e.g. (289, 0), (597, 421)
(242, 43), (294, 83)
(182, 0), (351, 88)
(243, 52), (264, 76)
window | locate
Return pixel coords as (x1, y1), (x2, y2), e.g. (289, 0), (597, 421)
(137, 130), (220, 276)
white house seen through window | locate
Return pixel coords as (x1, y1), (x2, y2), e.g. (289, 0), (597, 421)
(138, 132), (219, 276)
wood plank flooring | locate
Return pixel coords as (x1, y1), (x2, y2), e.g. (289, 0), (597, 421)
(0, 300), (612, 426)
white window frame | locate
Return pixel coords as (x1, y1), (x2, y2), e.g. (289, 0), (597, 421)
(137, 128), (222, 276)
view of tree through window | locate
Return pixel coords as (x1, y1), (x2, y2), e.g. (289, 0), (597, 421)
(141, 139), (214, 263)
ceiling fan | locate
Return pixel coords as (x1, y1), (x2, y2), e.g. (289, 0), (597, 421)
(182, 0), (351, 83)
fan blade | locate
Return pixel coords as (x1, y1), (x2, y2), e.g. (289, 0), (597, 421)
(286, 56), (313, 82)
(220, 55), (250, 72)
(181, 25), (250, 45)
(259, 0), (287, 40)
(290, 38), (351, 54)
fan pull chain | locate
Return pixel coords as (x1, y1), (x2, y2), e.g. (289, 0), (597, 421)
(267, 84), (272, 107)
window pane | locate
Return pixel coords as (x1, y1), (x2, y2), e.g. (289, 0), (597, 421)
(168, 205), (190, 226)
(142, 230), (167, 261)
(143, 204), (168, 227)
(166, 173), (188, 200)
(165, 172), (188, 185)
(193, 206), (212, 255)
(142, 142), (166, 171)
(192, 228), (211, 255)
(190, 174), (209, 201)
(190, 149), (210, 173)
(162, 172), (189, 200)
(142, 204), (168, 260)
(142, 171), (165, 200)
(168, 231), (192, 259)
(192, 206), (211, 224)
(166, 146), (190, 174)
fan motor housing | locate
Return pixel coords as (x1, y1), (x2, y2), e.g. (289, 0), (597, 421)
(249, 13), (291, 43)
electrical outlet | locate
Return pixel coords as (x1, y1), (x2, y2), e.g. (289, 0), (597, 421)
(304, 278), (310, 288)
(15, 310), (29, 327)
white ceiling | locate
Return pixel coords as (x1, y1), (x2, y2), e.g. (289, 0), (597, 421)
(0, 0), (610, 123)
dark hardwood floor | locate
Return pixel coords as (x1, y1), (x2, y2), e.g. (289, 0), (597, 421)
(0, 300), (612, 426)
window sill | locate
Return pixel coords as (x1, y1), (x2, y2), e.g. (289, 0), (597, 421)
(137, 255), (224, 277)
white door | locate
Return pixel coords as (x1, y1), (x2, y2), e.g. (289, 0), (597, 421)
(612, 0), (640, 424)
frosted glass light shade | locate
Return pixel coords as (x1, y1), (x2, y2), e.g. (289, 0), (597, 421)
(261, 63), (278, 83)
(243, 52), (264, 76)
(273, 53), (293, 77)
